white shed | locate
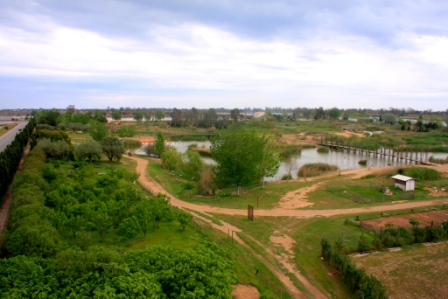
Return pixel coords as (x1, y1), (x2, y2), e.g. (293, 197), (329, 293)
(391, 175), (415, 191)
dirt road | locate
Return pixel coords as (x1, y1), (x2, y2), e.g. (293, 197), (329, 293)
(128, 156), (448, 218)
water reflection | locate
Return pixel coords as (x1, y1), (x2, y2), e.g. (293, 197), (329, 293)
(134, 141), (447, 182)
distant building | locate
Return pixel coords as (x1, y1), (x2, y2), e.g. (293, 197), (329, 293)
(253, 112), (265, 118)
(391, 175), (415, 191)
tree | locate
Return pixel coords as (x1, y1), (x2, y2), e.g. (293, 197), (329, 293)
(182, 150), (204, 180)
(161, 147), (182, 171)
(74, 139), (102, 163)
(312, 107), (326, 120)
(177, 211), (192, 231)
(211, 125), (279, 194)
(328, 107), (341, 120)
(35, 138), (70, 158)
(382, 113), (396, 125)
(409, 217), (420, 229)
(111, 110), (122, 120)
(89, 120), (109, 141)
(155, 110), (164, 121)
(118, 216), (141, 240)
(230, 108), (240, 122)
(152, 194), (171, 228)
(101, 137), (125, 162)
(134, 111), (143, 122)
(93, 208), (113, 241)
(259, 136), (280, 188)
(155, 132), (165, 157)
(133, 201), (155, 236)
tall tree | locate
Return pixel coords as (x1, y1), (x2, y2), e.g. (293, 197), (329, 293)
(230, 108), (240, 122)
(211, 125), (279, 194)
(101, 137), (125, 162)
(155, 132), (165, 157)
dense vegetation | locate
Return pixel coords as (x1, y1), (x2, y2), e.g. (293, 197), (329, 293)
(0, 148), (236, 298)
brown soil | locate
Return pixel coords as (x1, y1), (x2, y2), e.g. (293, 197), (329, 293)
(361, 210), (448, 230)
(333, 131), (365, 138)
(232, 285), (260, 299)
(278, 182), (324, 209)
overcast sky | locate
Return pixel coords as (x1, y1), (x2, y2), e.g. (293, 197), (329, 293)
(1, 0), (447, 110)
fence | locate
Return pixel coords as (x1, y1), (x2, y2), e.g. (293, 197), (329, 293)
(190, 219), (291, 298)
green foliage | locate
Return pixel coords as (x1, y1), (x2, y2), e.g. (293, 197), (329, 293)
(74, 139), (102, 163)
(401, 167), (441, 181)
(118, 216), (141, 240)
(89, 120), (109, 141)
(35, 138), (71, 158)
(317, 146), (330, 153)
(31, 129), (71, 148)
(111, 110), (122, 120)
(321, 238), (387, 299)
(211, 125), (280, 191)
(101, 137), (125, 162)
(298, 163), (338, 177)
(181, 149), (204, 180)
(72, 113), (91, 124)
(117, 125), (137, 137)
(123, 139), (142, 150)
(328, 107), (341, 119)
(35, 109), (60, 126)
(134, 111), (144, 122)
(161, 147), (182, 171)
(177, 211), (192, 231)
(155, 132), (166, 157)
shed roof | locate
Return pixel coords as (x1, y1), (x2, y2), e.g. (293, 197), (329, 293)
(391, 174), (414, 182)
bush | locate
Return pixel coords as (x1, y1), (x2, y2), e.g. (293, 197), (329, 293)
(402, 167), (441, 181)
(358, 159), (367, 166)
(298, 163), (338, 177)
(281, 174), (292, 180)
(317, 147), (330, 153)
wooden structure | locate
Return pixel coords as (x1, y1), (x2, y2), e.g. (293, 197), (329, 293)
(391, 175), (415, 191)
(248, 205), (254, 221)
(318, 136), (435, 165)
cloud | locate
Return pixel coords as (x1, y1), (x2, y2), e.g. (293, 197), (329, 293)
(0, 0), (447, 110)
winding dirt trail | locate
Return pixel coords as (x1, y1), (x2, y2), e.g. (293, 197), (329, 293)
(129, 156), (448, 218)
(128, 155), (448, 298)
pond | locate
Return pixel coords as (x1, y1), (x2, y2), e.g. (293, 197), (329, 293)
(135, 141), (448, 182)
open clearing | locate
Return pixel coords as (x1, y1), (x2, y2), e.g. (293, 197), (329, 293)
(361, 210), (448, 229)
(354, 242), (448, 299)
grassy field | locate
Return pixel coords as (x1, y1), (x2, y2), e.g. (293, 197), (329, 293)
(354, 242), (448, 299)
(0, 123), (17, 137)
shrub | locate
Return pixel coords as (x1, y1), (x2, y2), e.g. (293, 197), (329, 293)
(317, 146), (330, 153)
(358, 159), (367, 166)
(402, 167), (441, 181)
(281, 174), (292, 180)
(298, 163), (338, 177)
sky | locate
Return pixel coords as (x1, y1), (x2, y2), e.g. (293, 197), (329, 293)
(0, 0), (447, 110)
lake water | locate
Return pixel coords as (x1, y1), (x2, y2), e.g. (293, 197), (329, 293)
(136, 141), (448, 182)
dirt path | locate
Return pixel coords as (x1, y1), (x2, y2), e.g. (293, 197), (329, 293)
(129, 156), (448, 218)
(128, 155), (448, 298)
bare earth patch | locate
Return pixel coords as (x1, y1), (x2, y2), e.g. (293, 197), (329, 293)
(232, 285), (260, 299)
(278, 182), (324, 209)
(355, 242), (448, 299)
(361, 210), (448, 230)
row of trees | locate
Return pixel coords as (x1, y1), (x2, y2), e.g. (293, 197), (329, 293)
(321, 238), (388, 299)
(0, 119), (35, 203)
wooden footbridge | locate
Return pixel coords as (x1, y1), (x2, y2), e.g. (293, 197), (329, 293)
(318, 136), (436, 166)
